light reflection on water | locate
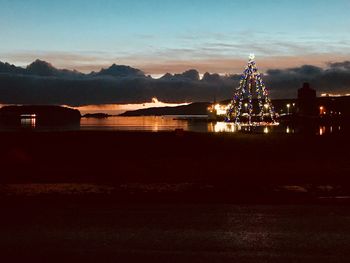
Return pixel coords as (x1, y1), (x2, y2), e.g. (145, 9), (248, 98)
(0, 115), (344, 135)
(20, 116), (36, 128)
(208, 122), (237, 133)
(318, 125), (341, 136)
(80, 116), (190, 132)
(80, 116), (342, 135)
(208, 122), (298, 134)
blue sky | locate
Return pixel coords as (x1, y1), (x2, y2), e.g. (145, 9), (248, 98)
(1, 0), (350, 75)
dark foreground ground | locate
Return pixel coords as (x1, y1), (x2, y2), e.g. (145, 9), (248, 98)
(1, 200), (350, 262)
(1, 130), (350, 185)
(1, 130), (350, 261)
(1, 130), (350, 200)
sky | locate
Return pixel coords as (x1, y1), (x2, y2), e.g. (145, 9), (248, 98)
(1, 0), (350, 75)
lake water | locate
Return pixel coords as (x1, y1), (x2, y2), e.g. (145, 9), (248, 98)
(80, 116), (208, 132)
(0, 115), (345, 135)
(80, 116), (344, 135)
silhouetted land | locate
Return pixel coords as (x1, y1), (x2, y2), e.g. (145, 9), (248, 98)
(0, 105), (81, 125)
(83, 113), (111, 118)
(120, 96), (350, 118)
(119, 102), (211, 116)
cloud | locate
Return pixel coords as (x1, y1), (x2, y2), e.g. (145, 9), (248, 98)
(3, 29), (350, 75)
(0, 59), (350, 106)
(0, 38), (350, 74)
(0, 50), (128, 73)
(328, 61), (350, 70)
(265, 63), (350, 98)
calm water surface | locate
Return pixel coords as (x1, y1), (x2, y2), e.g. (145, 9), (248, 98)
(80, 116), (196, 131)
(0, 115), (345, 135)
(80, 116), (343, 135)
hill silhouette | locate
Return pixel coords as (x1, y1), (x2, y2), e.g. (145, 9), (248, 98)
(119, 102), (210, 116)
(0, 105), (81, 125)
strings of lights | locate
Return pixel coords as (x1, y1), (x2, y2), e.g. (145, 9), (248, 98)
(226, 54), (278, 126)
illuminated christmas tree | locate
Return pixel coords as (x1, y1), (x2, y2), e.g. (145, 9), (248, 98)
(226, 54), (277, 125)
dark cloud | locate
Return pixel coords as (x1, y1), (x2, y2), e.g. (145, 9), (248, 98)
(94, 64), (145, 78)
(266, 65), (323, 77)
(265, 63), (350, 98)
(0, 59), (349, 106)
(328, 61), (350, 70)
(202, 72), (221, 83)
(0, 59), (83, 77)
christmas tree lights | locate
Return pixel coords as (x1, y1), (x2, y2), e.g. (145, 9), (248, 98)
(226, 54), (278, 126)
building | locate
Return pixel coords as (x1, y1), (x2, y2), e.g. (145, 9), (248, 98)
(297, 83), (318, 117)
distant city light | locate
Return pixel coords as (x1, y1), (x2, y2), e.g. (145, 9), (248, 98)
(209, 104), (229, 116)
(20, 114), (37, 118)
(321, 93), (350, 97)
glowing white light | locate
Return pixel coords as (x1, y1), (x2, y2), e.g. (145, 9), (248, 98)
(321, 93), (350, 97)
(249, 53), (255, 60)
(152, 97), (159, 103)
(214, 104), (229, 116)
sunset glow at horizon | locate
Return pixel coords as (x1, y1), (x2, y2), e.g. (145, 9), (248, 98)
(74, 97), (190, 115)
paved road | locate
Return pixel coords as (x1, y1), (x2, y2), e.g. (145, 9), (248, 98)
(1, 203), (350, 262)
